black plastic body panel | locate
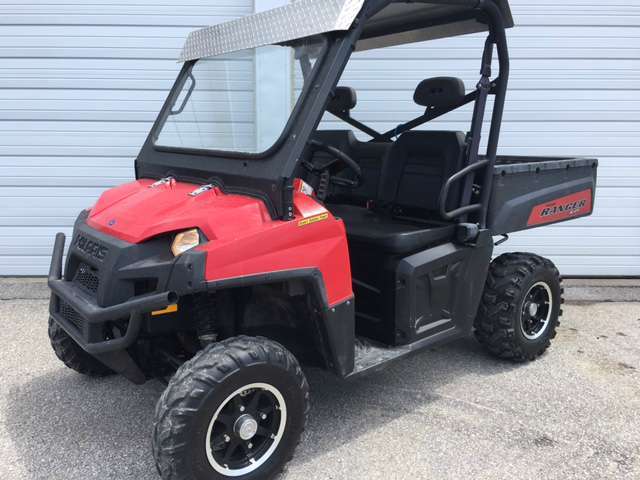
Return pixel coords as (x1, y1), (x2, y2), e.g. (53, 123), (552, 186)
(395, 231), (494, 344)
(488, 156), (598, 234)
(351, 231), (494, 347)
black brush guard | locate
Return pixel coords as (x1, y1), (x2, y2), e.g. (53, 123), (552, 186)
(49, 233), (181, 383)
(48, 233), (177, 356)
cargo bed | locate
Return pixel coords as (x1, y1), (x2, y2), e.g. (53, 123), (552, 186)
(487, 156), (598, 235)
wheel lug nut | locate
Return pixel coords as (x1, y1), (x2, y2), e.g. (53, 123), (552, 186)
(248, 442), (253, 449)
(224, 434), (230, 443)
(260, 413), (267, 420)
(239, 406), (245, 412)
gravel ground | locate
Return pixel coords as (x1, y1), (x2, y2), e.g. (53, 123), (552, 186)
(0, 293), (639, 480)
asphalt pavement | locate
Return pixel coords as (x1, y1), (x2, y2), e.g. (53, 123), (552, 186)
(0, 280), (638, 480)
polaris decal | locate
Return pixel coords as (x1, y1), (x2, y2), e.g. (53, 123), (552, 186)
(527, 189), (592, 226)
(74, 235), (108, 261)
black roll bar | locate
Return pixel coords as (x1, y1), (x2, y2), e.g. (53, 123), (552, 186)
(330, 108), (384, 140)
(455, 35), (494, 222)
(479, 0), (510, 227)
(437, 0), (510, 228)
(378, 90), (479, 142)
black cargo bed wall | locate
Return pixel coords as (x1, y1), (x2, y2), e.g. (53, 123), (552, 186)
(488, 156), (598, 235)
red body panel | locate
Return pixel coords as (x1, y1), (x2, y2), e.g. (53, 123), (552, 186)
(527, 189), (593, 227)
(87, 180), (353, 306)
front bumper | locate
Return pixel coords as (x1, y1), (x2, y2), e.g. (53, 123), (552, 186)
(48, 212), (206, 360)
(48, 232), (178, 355)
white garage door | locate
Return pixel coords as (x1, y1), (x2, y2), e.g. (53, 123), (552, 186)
(0, 0), (253, 275)
(492, 0), (640, 276)
(1, 0), (638, 276)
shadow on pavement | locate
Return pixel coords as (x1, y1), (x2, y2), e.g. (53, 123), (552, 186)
(5, 337), (516, 479)
(291, 337), (519, 468)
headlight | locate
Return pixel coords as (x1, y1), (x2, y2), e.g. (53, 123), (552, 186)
(171, 229), (200, 256)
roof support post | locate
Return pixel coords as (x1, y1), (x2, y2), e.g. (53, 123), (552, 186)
(458, 36), (494, 223)
(477, 0), (510, 228)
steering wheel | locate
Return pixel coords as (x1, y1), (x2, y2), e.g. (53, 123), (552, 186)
(303, 139), (362, 189)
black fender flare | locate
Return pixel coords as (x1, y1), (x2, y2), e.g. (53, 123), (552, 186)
(205, 268), (355, 377)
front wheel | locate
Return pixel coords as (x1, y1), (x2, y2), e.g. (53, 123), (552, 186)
(152, 336), (309, 480)
(48, 317), (113, 376)
(474, 253), (563, 362)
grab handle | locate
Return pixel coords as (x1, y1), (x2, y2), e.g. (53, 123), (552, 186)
(438, 159), (489, 221)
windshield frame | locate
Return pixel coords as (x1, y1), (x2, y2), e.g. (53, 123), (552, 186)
(150, 36), (329, 160)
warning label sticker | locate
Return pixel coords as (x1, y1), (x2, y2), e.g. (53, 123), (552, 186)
(298, 212), (329, 227)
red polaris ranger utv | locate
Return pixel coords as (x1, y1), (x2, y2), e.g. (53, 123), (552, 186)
(47, 1), (598, 478)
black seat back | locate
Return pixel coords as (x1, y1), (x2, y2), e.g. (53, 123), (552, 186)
(313, 130), (391, 206)
(376, 77), (468, 219)
(379, 130), (465, 217)
(312, 130), (355, 155)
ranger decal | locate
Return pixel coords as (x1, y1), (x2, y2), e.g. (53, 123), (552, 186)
(527, 189), (593, 226)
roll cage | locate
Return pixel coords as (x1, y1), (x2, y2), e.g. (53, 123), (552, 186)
(136, 0), (513, 227)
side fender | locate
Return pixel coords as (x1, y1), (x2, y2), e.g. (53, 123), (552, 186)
(206, 269), (355, 377)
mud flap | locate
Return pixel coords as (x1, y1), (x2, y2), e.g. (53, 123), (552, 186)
(93, 350), (146, 385)
(319, 299), (355, 377)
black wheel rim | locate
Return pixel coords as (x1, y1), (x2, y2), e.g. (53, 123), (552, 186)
(520, 281), (552, 340)
(206, 383), (285, 476)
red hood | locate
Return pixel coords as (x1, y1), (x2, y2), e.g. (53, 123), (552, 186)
(87, 179), (273, 244)
(85, 179), (353, 307)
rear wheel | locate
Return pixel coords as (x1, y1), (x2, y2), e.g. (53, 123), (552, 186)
(474, 253), (563, 362)
(48, 317), (113, 376)
(152, 336), (309, 480)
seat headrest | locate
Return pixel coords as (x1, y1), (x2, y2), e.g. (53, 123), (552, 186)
(328, 86), (357, 114)
(414, 77), (466, 109)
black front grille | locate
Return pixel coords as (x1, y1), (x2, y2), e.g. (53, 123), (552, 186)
(74, 262), (100, 295)
(59, 299), (84, 330)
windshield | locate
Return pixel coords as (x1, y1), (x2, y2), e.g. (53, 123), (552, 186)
(154, 36), (326, 155)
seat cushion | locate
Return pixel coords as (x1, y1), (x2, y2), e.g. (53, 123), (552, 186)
(330, 204), (455, 254)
